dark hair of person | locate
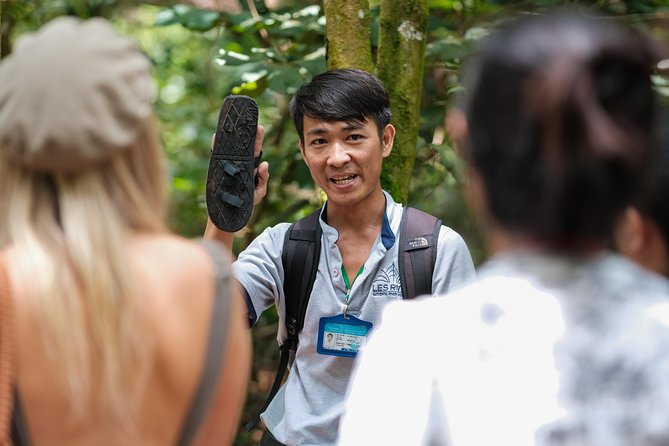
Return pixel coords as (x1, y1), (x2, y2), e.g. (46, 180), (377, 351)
(461, 11), (658, 243)
(289, 68), (392, 142)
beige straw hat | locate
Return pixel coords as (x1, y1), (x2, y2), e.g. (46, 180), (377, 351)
(0, 16), (155, 173)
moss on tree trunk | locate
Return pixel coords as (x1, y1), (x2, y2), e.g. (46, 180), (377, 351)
(322, 0), (373, 72)
(376, 0), (428, 203)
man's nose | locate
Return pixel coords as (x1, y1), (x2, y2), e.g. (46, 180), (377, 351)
(327, 142), (351, 166)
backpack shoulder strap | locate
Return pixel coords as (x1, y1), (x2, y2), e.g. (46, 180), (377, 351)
(282, 209), (323, 341)
(245, 209), (322, 432)
(398, 207), (442, 300)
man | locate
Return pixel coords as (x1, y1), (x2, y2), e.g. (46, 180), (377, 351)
(206, 68), (476, 446)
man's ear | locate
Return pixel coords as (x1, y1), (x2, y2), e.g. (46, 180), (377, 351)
(298, 139), (309, 166)
(381, 124), (395, 158)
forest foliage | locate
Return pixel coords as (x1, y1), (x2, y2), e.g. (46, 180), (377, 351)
(3, 1), (669, 443)
(4, 0), (669, 260)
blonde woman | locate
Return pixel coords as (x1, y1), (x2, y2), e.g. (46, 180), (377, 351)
(0, 17), (251, 445)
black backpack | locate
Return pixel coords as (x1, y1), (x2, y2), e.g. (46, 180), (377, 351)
(245, 206), (441, 431)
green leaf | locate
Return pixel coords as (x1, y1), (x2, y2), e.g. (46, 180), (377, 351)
(428, 0), (457, 10)
(216, 49), (254, 66)
(179, 8), (220, 31)
(425, 36), (467, 62)
(155, 5), (220, 31)
(234, 15), (262, 33)
(279, 19), (305, 31)
(242, 69), (269, 83)
(267, 65), (304, 94)
(464, 26), (488, 42)
(173, 177), (196, 192)
(216, 61), (269, 95)
(293, 5), (321, 18)
(299, 47), (326, 75)
(154, 8), (179, 27)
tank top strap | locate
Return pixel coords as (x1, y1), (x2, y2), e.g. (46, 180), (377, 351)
(10, 392), (30, 446)
(175, 240), (233, 446)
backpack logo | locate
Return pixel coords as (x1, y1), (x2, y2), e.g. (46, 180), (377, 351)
(408, 237), (429, 249)
(372, 263), (403, 298)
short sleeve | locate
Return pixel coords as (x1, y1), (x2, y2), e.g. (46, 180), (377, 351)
(432, 227), (477, 296)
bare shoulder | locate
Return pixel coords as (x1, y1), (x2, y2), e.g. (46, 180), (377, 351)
(129, 234), (228, 332)
(130, 234), (223, 289)
(131, 233), (212, 266)
(133, 234), (225, 388)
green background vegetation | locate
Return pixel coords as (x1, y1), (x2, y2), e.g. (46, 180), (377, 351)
(3, 1), (669, 443)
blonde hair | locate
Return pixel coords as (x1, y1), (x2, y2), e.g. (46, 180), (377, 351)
(0, 117), (168, 420)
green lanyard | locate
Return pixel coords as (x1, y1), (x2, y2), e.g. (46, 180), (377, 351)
(342, 264), (364, 317)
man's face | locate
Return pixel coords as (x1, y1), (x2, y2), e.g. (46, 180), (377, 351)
(299, 116), (394, 209)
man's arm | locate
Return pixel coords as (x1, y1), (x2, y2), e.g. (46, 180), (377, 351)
(204, 125), (269, 327)
(432, 227), (477, 295)
(203, 216), (236, 250)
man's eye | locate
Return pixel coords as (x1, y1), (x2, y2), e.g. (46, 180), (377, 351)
(311, 138), (327, 145)
(348, 134), (363, 141)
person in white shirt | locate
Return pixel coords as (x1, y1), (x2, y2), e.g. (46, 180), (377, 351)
(339, 10), (669, 446)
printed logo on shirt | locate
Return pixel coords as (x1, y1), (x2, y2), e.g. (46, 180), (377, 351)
(371, 263), (403, 298)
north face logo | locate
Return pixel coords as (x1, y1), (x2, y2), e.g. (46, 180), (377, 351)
(372, 263), (403, 297)
(408, 237), (429, 249)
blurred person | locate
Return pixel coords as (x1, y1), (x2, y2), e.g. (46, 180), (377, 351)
(0, 17), (250, 445)
(339, 11), (669, 446)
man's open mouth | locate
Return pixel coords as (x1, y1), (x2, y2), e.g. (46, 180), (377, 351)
(331, 174), (357, 185)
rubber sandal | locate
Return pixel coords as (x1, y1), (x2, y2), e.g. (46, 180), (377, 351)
(206, 95), (259, 232)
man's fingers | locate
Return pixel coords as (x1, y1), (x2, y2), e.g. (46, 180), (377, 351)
(252, 125), (266, 204)
(253, 161), (269, 205)
(255, 125), (265, 158)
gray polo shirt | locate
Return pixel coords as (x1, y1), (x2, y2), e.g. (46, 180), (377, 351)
(233, 191), (476, 446)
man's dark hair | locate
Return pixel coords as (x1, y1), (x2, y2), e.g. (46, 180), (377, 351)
(289, 68), (392, 142)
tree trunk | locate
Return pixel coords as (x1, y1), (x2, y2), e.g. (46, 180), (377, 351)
(376, 0), (428, 203)
(322, 0), (373, 72)
(0, 0), (15, 59)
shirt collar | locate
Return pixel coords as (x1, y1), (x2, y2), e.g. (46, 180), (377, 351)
(319, 190), (397, 250)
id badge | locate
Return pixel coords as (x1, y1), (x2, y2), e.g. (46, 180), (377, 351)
(317, 314), (373, 358)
